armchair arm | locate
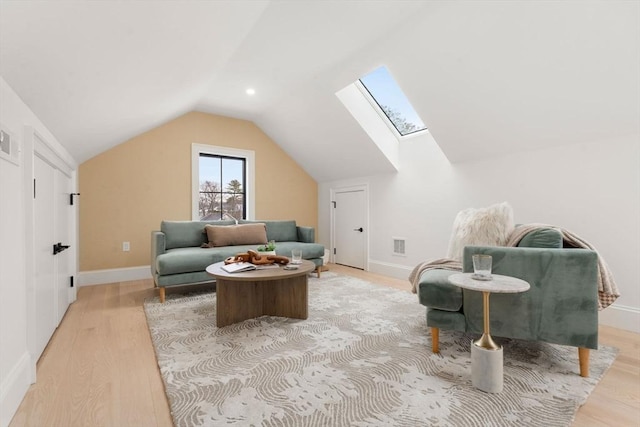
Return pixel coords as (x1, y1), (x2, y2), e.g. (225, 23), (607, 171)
(296, 226), (315, 243)
(151, 230), (166, 276)
(461, 246), (599, 349)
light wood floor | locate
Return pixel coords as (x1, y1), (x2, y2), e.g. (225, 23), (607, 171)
(9, 264), (640, 426)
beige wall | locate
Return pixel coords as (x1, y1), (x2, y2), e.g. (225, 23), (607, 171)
(79, 111), (318, 271)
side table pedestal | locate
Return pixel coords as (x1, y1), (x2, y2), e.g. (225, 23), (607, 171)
(448, 273), (530, 394)
(471, 341), (503, 393)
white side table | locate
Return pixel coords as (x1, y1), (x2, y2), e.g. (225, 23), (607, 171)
(449, 273), (530, 393)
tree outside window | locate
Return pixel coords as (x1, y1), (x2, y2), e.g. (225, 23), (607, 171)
(199, 154), (246, 220)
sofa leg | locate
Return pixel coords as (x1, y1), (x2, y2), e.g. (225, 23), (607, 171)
(316, 266), (321, 278)
(431, 327), (440, 353)
(159, 287), (166, 304)
(578, 347), (589, 377)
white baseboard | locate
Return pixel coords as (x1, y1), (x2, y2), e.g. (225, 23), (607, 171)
(0, 351), (31, 427)
(78, 265), (152, 286)
(368, 259), (413, 281)
(368, 259), (640, 333)
(599, 303), (640, 333)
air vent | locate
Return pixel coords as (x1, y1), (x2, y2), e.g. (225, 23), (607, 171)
(393, 238), (406, 256)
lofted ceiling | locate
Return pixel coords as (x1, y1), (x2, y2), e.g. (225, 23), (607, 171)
(1, 1), (638, 182)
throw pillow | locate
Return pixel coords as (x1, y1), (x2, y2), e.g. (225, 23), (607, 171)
(446, 202), (515, 261)
(205, 223), (268, 247)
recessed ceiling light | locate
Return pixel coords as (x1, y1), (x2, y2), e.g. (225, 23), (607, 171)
(246, 88), (256, 96)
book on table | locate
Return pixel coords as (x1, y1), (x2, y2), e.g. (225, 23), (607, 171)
(255, 263), (281, 270)
(221, 262), (257, 273)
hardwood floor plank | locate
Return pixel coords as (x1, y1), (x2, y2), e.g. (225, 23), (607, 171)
(8, 265), (640, 427)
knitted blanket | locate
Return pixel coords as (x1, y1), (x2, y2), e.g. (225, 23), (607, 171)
(409, 224), (620, 310)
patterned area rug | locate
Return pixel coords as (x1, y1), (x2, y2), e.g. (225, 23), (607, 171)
(143, 272), (617, 427)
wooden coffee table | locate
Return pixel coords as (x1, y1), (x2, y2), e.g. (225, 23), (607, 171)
(206, 260), (316, 327)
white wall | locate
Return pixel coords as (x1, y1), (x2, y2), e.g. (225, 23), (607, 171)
(319, 132), (640, 332)
(0, 76), (76, 427)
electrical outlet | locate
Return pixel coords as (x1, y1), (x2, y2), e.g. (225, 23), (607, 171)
(123, 241), (130, 252)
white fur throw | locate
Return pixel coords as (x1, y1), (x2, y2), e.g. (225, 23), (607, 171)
(446, 202), (515, 261)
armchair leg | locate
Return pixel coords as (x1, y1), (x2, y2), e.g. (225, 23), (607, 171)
(159, 287), (166, 304)
(316, 266), (321, 278)
(578, 347), (590, 377)
(431, 327), (440, 353)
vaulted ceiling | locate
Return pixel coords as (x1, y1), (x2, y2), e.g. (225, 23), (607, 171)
(1, 1), (638, 182)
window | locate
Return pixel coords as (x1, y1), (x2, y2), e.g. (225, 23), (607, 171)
(359, 66), (427, 137)
(198, 154), (245, 220)
(191, 144), (255, 221)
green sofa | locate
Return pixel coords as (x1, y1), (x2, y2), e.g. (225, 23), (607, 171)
(151, 219), (325, 302)
(418, 227), (599, 377)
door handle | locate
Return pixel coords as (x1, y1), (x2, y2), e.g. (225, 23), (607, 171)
(53, 242), (70, 255)
(353, 227), (363, 232)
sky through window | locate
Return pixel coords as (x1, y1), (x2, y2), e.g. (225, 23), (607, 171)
(359, 66), (426, 137)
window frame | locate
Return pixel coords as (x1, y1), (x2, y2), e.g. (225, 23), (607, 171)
(191, 143), (255, 221)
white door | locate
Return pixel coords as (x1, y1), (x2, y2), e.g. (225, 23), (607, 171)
(34, 155), (56, 359)
(334, 189), (366, 269)
(55, 169), (72, 324)
(33, 155), (73, 360)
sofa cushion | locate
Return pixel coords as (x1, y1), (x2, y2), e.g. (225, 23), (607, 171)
(161, 220), (235, 249)
(157, 242), (324, 276)
(517, 227), (563, 248)
(205, 223), (267, 247)
(157, 245), (262, 275)
(156, 247), (221, 275)
(241, 220), (298, 242)
(418, 269), (463, 311)
(272, 242), (325, 259)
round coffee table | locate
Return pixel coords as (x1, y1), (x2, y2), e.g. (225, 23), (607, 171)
(449, 273), (530, 393)
(206, 260), (316, 327)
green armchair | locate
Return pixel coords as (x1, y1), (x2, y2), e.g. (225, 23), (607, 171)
(418, 228), (599, 377)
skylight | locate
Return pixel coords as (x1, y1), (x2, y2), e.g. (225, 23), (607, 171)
(359, 66), (427, 137)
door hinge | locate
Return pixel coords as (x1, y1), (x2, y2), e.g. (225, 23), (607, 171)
(69, 193), (80, 205)
(333, 248), (336, 255)
(70, 276), (74, 288)
(33, 179), (36, 198)
(332, 201), (336, 208)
